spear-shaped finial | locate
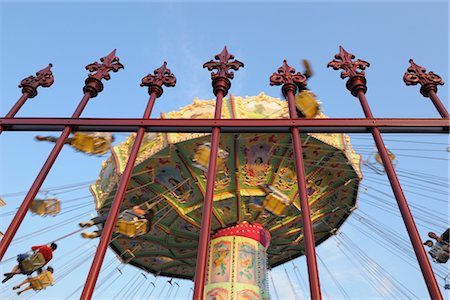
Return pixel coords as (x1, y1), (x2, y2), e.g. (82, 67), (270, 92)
(140, 61), (177, 98)
(83, 49), (124, 97)
(269, 60), (307, 98)
(327, 46), (370, 96)
(18, 64), (54, 98)
(203, 46), (244, 96)
(403, 59), (444, 97)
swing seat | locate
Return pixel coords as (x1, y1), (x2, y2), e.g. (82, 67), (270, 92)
(71, 132), (113, 155)
(192, 142), (228, 172)
(19, 252), (46, 274)
(435, 254), (449, 264)
(261, 185), (291, 217)
(295, 90), (320, 118)
(29, 271), (54, 290)
(375, 149), (397, 166)
(29, 199), (60, 216)
(115, 219), (148, 238)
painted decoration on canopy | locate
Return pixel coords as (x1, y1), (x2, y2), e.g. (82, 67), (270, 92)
(241, 136), (275, 186)
(91, 92), (362, 279)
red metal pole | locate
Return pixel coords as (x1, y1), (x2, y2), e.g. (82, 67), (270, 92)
(428, 90), (449, 119)
(80, 62), (175, 300)
(0, 93), (30, 134)
(356, 90), (442, 300)
(193, 46), (243, 300)
(81, 93), (157, 300)
(270, 60), (322, 299)
(0, 92), (92, 260)
(329, 47), (442, 299)
(286, 88), (322, 300)
(4, 93), (30, 117)
(192, 93), (223, 300)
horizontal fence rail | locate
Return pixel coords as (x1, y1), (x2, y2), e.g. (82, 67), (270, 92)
(0, 117), (448, 133)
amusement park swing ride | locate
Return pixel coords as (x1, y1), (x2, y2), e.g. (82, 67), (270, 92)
(0, 46), (448, 299)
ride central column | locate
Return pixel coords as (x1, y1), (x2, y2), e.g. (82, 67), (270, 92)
(204, 221), (271, 300)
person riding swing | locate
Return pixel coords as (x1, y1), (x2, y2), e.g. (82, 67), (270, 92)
(424, 229), (449, 264)
(79, 206), (154, 239)
(2, 243), (57, 283)
(12, 266), (54, 295)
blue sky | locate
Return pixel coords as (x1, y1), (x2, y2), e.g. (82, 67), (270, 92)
(0, 1), (449, 299)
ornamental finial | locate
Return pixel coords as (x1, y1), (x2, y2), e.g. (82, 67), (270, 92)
(203, 46), (243, 96)
(327, 46), (370, 96)
(83, 49), (124, 97)
(203, 46), (244, 80)
(18, 64), (54, 98)
(140, 61), (177, 97)
(403, 59), (444, 97)
(327, 46), (370, 79)
(269, 60), (307, 97)
(85, 49), (124, 81)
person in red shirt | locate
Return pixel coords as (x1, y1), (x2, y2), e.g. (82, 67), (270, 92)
(2, 243), (57, 283)
(30, 244), (54, 264)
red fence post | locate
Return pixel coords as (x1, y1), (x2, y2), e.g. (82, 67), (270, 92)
(0, 64), (54, 134)
(270, 60), (322, 299)
(403, 59), (449, 119)
(80, 62), (176, 300)
(193, 46), (243, 300)
(0, 50), (123, 262)
(328, 46), (443, 300)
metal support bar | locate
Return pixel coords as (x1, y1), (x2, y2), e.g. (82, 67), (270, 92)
(80, 91), (158, 299)
(81, 61), (176, 299)
(0, 92), (30, 134)
(0, 117), (448, 133)
(356, 90), (443, 300)
(428, 90), (449, 118)
(192, 92), (223, 300)
(286, 89), (322, 299)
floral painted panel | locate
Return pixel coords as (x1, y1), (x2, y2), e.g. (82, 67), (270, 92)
(211, 241), (231, 283)
(237, 242), (256, 285)
(207, 287), (229, 300)
(236, 289), (259, 300)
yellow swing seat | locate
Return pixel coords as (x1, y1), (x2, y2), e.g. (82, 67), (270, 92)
(29, 271), (54, 290)
(295, 90), (320, 118)
(30, 198), (61, 216)
(192, 142), (229, 172)
(70, 132), (113, 155)
(261, 184), (291, 217)
(115, 219), (148, 238)
(19, 252), (46, 274)
(375, 149), (397, 166)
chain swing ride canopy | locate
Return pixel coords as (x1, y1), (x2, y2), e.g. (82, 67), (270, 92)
(90, 92), (362, 279)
